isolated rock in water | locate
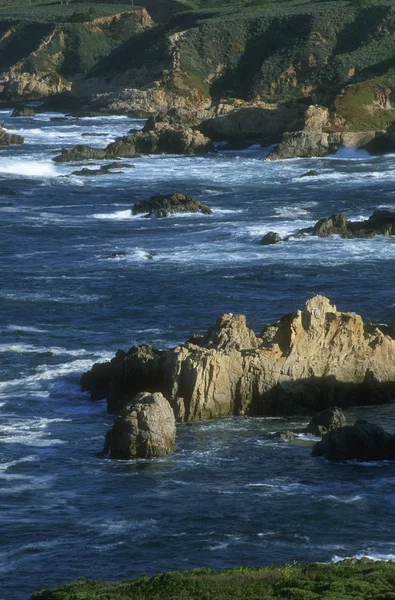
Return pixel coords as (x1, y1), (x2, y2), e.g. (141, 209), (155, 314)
(54, 145), (107, 162)
(306, 407), (347, 436)
(82, 296), (395, 420)
(260, 231), (282, 245)
(132, 193), (212, 218)
(103, 392), (176, 459)
(0, 126), (24, 145)
(300, 170), (319, 178)
(11, 106), (36, 117)
(312, 420), (395, 462)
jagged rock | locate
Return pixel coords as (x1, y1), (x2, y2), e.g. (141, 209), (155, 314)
(312, 420), (395, 462)
(54, 145), (107, 162)
(0, 126), (24, 145)
(11, 106), (36, 117)
(313, 213), (349, 237)
(132, 193), (212, 218)
(82, 344), (165, 413)
(269, 130), (330, 160)
(260, 232), (282, 245)
(71, 162), (134, 176)
(199, 102), (304, 145)
(82, 296), (395, 421)
(264, 210), (395, 244)
(306, 407), (347, 436)
(53, 121), (213, 163)
(103, 392), (176, 459)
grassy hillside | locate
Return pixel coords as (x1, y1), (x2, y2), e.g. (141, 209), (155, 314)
(30, 560), (395, 600)
(0, 1), (135, 23)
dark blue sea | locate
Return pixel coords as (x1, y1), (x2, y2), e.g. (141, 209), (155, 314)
(1, 109), (395, 600)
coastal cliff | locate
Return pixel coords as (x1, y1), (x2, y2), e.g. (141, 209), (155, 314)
(3, 1), (395, 156)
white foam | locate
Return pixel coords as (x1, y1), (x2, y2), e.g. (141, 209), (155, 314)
(332, 553), (395, 563)
(93, 209), (132, 220)
(5, 325), (48, 333)
(0, 343), (93, 357)
(329, 147), (372, 160)
(0, 160), (58, 178)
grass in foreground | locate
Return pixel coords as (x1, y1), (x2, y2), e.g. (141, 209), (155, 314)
(30, 560), (395, 600)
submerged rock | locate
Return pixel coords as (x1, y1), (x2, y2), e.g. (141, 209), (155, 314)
(103, 392), (176, 459)
(312, 420), (395, 462)
(82, 296), (395, 421)
(132, 193), (212, 218)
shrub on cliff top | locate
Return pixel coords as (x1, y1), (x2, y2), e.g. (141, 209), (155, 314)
(30, 560), (395, 599)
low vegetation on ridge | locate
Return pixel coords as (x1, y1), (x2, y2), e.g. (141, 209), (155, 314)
(30, 560), (395, 600)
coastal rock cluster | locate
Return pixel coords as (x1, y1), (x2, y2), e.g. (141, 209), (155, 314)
(82, 296), (395, 421)
(261, 210), (395, 244)
(53, 117), (213, 163)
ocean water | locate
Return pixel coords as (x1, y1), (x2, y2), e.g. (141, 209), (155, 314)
(1, 110), (395, 599)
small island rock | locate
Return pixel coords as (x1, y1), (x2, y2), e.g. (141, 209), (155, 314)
(312, 420), (395, 462)
(132, 193), (212, 218)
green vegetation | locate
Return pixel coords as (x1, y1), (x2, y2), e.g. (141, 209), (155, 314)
(0, 1), (134, 23)
(30, 560), (395, 600)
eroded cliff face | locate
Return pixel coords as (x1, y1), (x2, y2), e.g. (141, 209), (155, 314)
(0, 9), (153, 102)
(81, 297), (395, 421)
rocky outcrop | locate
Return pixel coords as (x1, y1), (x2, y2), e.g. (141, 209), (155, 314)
(54, 145), (107, 163)
(312, 420), (395, 462)
(306, 407), (347, 437)
(261, 210), (395, 244)
(11, 106), (36, 117)
(82, 296), (395, 421)
(71, 163), (134, 176)
(0, 126), (24, 145)
(132, 193), (212, 218)
(199, 101), (304, 145)
(103, 392), (176, 459)
(54, 120), (213, 162)
(267, 105), (391, 160)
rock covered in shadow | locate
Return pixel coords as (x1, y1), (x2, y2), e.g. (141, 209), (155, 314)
(312, 420), (395, 462)
(260, 231), (282, 245)
(306, 407), (347, 436)
(132, 193), (212, 218)
(102, 392), (176, 459)
(275, 407), (347, 440)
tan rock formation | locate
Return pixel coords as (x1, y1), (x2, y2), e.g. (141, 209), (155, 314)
(82, 297), (395, 421)
(103, 392), (176, 459)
